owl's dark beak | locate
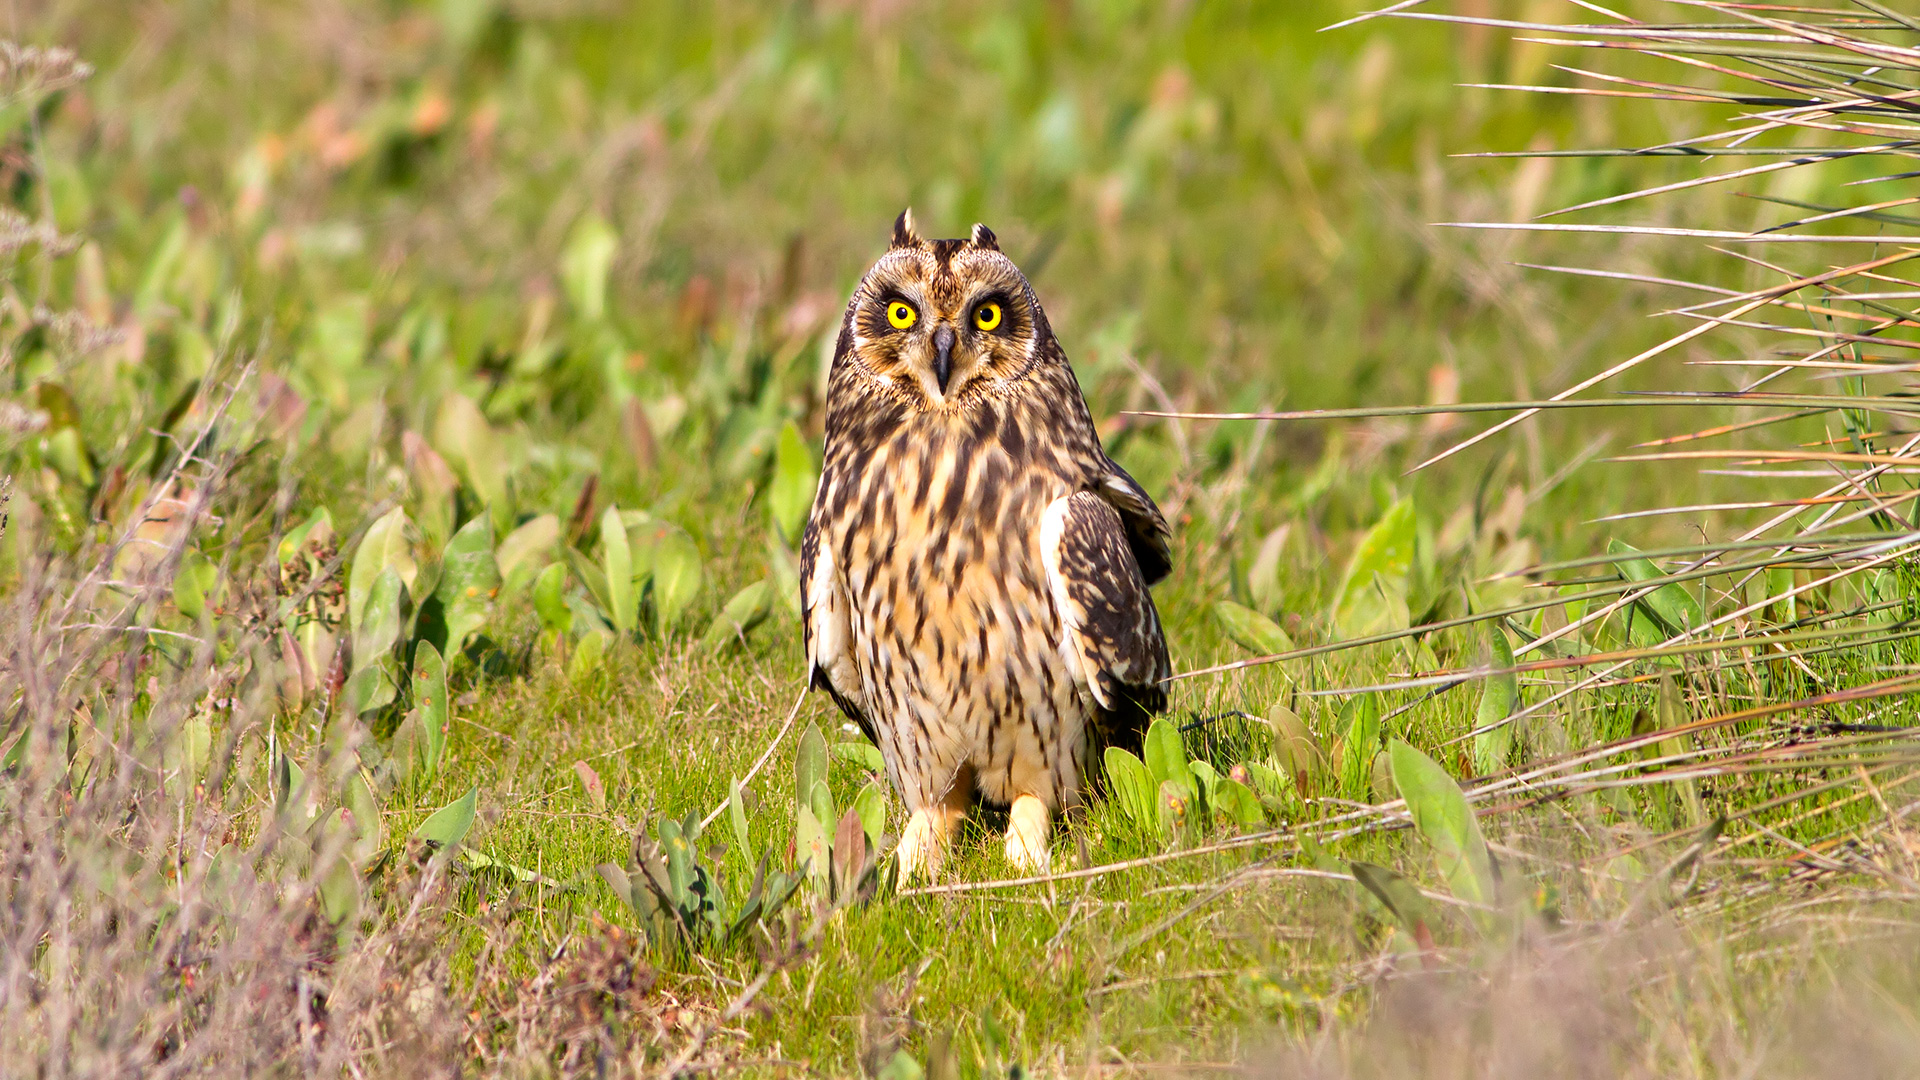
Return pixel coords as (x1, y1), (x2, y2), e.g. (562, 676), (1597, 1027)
(932, 324), (956, 394)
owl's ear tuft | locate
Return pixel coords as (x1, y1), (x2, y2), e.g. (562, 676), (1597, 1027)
(890, 209), (921, 249)
(970, 223), (999, 251)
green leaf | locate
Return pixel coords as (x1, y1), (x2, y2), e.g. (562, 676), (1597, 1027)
(650, 528), (704, 633)
(1265, 702), (1326, 795)
(796, 722), (829, 808)
(1349, 860), (1432, 934)
(700, 579), (773, 653)
(568, 629), (611, 681)
(414, 786), (479, 849)
(173, 549), (219, 620)
(434, 515), (501, 656)
(1142, 717), (1194, 797)
(1242, 760), (1289, 802)
(600, 505), (634, 635)
(411, 640), (448, 781)
(767, 420), (817, 546)
(831, 739), (885, 773)
(278, 507), (334, 566)
(349, 507), (415, 634)
(1213, 599), (1294, 656)
(1608, 539), (1704, 638)
(496, 513), (560, 588)
(1389, 739), (1495, 908)
(433, 393), (510, 517)
(317, 857), (360, 927)
(728, 777), (754, 867)
(1103, 747), (1157, 834)
(1336, 695), (1381, 799)
(532, 563), (572, 635)
(1211, 776), (1266, 826)
(560, 214), (618, 322)
(852, 780), (886, 851)
(347, 567), (405, 715)
(1471, 626), (1518, 777)
(566, 547), (612, 621)
(1332, 497), (1416, 639)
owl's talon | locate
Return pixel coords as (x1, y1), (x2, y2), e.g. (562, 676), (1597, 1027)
(1004, 794), (1052, 872)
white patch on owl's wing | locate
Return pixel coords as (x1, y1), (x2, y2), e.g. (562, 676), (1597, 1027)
(1039, 492), (1171, 714)
(802, 528), (860, 703)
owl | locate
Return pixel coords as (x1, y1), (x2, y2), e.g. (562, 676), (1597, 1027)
(800, 211), (1173, 878)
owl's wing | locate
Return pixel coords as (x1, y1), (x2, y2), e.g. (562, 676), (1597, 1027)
(799, 514), (877, 744)
(1042, 492), (1171, 747)
(1098, 465), (1173, 586)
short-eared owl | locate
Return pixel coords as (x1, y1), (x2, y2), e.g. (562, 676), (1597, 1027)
(801, 211), (1172, 877)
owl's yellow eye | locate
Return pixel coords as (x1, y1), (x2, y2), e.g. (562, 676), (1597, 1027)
(886, 301), (917, 330)
(973, 302), (1003, 332)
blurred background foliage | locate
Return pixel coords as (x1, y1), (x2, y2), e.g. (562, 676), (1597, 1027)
(10, 0), (1757, 593)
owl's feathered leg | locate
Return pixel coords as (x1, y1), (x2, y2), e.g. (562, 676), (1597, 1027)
(1004, 794), (1051, 872)
(896, 765), (973, 881)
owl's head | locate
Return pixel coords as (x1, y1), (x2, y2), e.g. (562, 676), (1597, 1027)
(835, 210), (1052, 409)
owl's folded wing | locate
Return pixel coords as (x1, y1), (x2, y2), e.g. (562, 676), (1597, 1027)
(800, 516), (875, 742)
(1098, 466), (1173, 586)
(1041, 492), (1172, 733)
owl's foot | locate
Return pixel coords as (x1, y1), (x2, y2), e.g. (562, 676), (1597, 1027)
(1004, 794), (1052, 872)
(896, 805), (963, 881)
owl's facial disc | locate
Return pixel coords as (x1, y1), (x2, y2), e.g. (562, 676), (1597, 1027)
(849, 221), (1038, 408)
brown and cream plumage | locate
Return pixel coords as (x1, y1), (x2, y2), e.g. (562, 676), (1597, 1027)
(800, 211), (1173, 877)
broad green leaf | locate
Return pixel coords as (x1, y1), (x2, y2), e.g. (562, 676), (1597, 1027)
(347, 567), (405, 715)
(343, 768), (383, 863)
(1212, 600), (1294, 656)
(1332, 497), (1416, 639)
(700, 579), (772, 653)
(433, 393), (510, 517)
(173, 549), (219, 620)
(411, 641), (448, 781)
(496, 513), (560, 588)
(162, 714), (213, 799)
(1246, 524), (1290, 614)
(532, 563), (572, 635)
(1336, 695), (1381, 799)
(1389, 739), (1495, 908)
(767, 420), (817, 545)
(1157, 779), (1195, 842)
(461, 847), (548, 883)
(566, 547), (612, 620)
(568, 629), (611, 681)
(348, 507), (415, 633)
(414, 786), (478, 848)
(434, 515), (501, 656)
(1609, 539), (1704, 638)
(1471, 626), (1518, 776)
(600, 505), (634, 635)
(1241, 760), (1290, 802)
(1266, 702), (1326, 794)
(1142, 717), (1193, 797)
(831, 739), (885, 773)
(560, 214), (618, 322)
(1102, 747), (1157, 834)
(766, 535), (803, 619)
(277, 507), (334, 566)
(796, 722), (830, 808)
(1211, 776), (1265, 826)
(852, 780), (886, 851)
(728, 777), (754, 867)
(1349, 860), (1432, 934)
(1188, 758), (1220, 818)
(317, 856), (360, 927)
(650, 528), (704, 633)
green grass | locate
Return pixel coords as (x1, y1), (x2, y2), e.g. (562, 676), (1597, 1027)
(8, 1), (1920, 1075)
